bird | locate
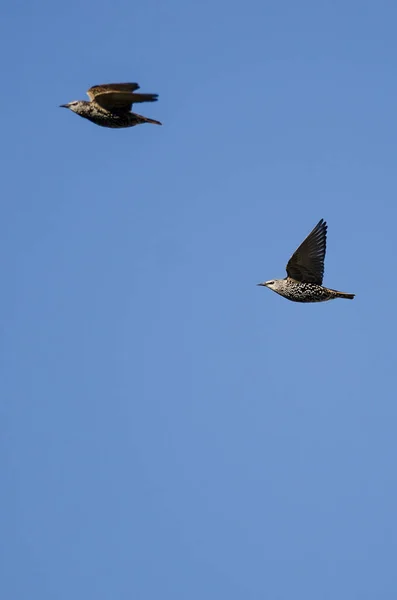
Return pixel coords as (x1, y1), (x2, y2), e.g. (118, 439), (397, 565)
(257, 219), (355, 303)
(60, 82), (161, 128)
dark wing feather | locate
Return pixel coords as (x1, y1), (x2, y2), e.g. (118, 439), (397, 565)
(87, 83), (140, 100)
(286, 219), (327, 284)
(89, 87), (158, 112)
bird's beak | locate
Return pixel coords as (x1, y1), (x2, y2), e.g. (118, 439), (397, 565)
(257, 282), (266, 287)
(59, 104), (68, 108)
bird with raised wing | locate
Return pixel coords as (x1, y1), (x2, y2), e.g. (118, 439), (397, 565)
(257, 219), (355, 302)
(60, 82), (161, 128)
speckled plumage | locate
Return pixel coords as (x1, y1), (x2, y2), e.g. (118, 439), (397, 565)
(60, 82), (161, 129)
(257, 219), (355, 303)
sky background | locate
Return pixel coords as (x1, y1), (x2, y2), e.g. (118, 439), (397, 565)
(1, 0), (397, 598)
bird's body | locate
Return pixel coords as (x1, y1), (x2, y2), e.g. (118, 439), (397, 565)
(264, 279), (354, 302)
(258, 219), (355, 303)
(60, 82), (161, 128)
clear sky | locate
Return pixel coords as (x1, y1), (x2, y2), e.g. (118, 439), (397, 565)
(1, 0), (397, 598)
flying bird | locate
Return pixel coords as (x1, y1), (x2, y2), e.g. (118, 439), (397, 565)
(257, 219), (355, 302)
(60, 82), (161, 128)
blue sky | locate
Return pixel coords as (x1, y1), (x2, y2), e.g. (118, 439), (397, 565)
(1, 0), (397, 598)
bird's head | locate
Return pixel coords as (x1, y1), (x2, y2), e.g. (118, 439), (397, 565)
(257, 280), (276, 290)
(59, 100), (86, 113)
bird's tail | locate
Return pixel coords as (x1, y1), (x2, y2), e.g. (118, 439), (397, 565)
(133, 112), (162, 126)
(331, 289), (355, 300)
(130, 93), (159, 103)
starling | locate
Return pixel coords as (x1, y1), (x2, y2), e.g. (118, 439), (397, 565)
(257, 219), (355, 302)
(60, 82), (161, 128)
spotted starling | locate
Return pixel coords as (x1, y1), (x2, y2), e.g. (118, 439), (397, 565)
(257, 219), (355, 302)
(60, 82), (161, 128)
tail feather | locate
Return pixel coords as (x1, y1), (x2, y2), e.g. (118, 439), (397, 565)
(141, 116), (162, 126)
(132, 111), (162, 126)
(335, 290), (355, 300)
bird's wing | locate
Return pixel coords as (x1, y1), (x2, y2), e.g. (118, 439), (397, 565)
(87, 83), (140, 101)
(87, 83), (158, 111)
(286, 219), (327, 284)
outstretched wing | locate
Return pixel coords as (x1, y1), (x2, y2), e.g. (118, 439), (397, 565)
(286, 219), (327, 284)
(87, 83), (158, 112)
(87, 83), (140, 100)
